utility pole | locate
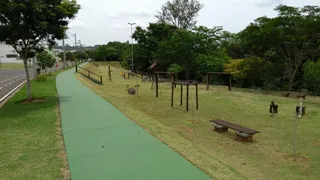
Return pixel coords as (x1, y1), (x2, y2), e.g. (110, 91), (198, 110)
(128, 22), (136, 72)
(73, 33), (77, 64)
(62, 38), (66, 69)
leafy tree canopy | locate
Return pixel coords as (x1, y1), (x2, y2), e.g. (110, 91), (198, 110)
(156, 0), (203, 29)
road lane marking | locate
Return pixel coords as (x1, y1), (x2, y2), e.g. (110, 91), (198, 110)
(0, 80), (27, 103)
(8, 82), (12, 85)
(0, 87), (2, 90)
(0, 75), (25, 84)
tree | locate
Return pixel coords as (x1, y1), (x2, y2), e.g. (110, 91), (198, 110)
(224, 57), (280, 89)
(157, 28), (199, 79)
(132, 23), (177, 63)
(303, 60), (320, 95)
(0, 0), (80, 100)
(36, 50), (56, 72)
(156, 0), (203, 29)
(66, 52), (76, 61)
(95, 45), (108, 61)
(239, 5), (320, 91)
(106, 47), (117, 61)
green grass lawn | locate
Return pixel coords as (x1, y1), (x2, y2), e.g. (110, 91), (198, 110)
(0, 72), (68, 180)
(0, 63), (24, 69)
(77, 62), (320, 180)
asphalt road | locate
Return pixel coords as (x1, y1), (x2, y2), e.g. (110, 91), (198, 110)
(0, 69), (29, 101)
(0, 62), (73, 102)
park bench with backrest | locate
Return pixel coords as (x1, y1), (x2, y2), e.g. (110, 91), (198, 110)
(209, 120), (260, 142)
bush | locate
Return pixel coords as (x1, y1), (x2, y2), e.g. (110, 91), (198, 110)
(36, 74), (47, 82)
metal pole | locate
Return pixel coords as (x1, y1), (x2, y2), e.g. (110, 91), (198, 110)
(131, 25), (133, 72)
(73, 33), (77, 64)
(62, 39), (66, 69)
(294, 97), (303, 161)
(128, 22), (135, 72)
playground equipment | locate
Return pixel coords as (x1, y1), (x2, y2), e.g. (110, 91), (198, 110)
(154, 72), (175, 97)
(171, 80), (199, 112)
(108, 64), (112, 81)
(269, 101), (278, 117)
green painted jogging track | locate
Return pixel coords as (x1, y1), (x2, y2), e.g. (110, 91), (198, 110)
(56, 68), (211, 180)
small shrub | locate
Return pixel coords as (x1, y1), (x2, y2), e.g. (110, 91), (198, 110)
(36, 74), (47, 82)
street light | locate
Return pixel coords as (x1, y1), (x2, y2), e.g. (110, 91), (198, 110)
(128, 22), (136, 72)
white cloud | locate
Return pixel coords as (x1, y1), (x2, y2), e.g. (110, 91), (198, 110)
(68, 19), (87, 28)
(107, 8), (153, 18)
(256, 0), (284, 7)
(65, 0), (320, 46)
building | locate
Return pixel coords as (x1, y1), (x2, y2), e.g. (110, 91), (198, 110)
(0, 43), (23, 64)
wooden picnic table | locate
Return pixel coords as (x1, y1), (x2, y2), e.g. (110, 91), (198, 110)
(209, 120), (260, 142)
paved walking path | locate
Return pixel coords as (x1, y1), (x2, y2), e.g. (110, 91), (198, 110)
(56, 68), (211, 180)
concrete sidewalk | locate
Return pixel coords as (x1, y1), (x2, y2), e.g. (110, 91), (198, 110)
(56, 68), (211, 180)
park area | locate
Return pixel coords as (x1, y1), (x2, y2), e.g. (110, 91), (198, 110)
(77, 62), (320, 180)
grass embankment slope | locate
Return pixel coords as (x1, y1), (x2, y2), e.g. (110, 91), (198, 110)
(0, 72), (68, 180)
(77, 62), (320, 180)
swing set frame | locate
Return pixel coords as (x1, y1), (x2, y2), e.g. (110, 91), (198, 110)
(171, 80), (199, 111)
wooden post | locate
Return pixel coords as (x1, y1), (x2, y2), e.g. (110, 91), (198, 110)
(196, 84), (198, 110)
(75, 65), (78, 73)
(171, 82), (174, 107)
(229, 74), (232, 91)
(156, 75), (159, 98)
(100, 76), (102, 84)
(206, 73), (209, 90)
(180, 84), (183, 106)
(186, 85), (189, 111)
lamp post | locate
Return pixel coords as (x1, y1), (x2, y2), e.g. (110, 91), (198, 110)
(128, 22), (136, 72)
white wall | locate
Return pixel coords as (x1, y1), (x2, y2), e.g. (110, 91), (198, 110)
(0, 43), (23, 64)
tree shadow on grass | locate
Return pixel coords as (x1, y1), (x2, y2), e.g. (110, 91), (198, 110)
(0, 95), (58, 127)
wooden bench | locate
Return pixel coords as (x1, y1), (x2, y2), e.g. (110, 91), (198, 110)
(209, 120), (260, 142)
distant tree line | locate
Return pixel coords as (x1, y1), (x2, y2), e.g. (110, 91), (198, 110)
(63, 1), (320, 95)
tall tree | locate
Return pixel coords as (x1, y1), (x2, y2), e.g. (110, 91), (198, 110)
(157, 28), (200, 79)
(0, 0), (80, 100)
(239, 5), (320, 91)
(132, 23), (177, 65)
(156, 0), (203, 29)
(303, 60), (320, 95)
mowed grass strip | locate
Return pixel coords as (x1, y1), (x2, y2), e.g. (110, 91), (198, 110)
(0, 63), (25, 69)
(0, 72), (69, 180)
(77, 62), (320, 180)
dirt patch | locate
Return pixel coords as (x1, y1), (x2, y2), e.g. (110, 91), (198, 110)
(18, 97), (46, 104)
(284, 154), (309, 163)
(178, 126), (194, 134)
(187, 120), (199, 124)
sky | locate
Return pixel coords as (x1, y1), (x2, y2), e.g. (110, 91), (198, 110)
(65, 0), (320, 46)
